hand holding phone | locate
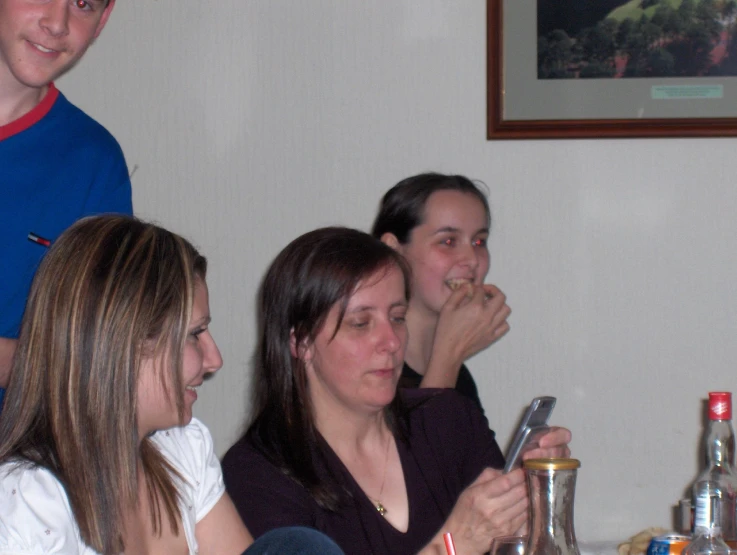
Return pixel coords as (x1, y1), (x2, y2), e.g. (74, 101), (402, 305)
(503, 396), (556, 473)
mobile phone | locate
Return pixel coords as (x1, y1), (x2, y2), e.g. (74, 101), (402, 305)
(503, 396), (556, 473)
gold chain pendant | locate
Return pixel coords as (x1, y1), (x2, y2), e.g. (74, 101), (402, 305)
(375, 502), (387, 516)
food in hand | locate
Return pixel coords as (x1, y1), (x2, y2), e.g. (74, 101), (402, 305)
(446, 278), (472, 291)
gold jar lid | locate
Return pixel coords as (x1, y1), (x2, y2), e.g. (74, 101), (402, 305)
(523, 458), (580, 470)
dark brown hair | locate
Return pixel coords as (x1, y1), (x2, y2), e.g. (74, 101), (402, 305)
(371, 172), (491, 243)
(248, 227), (410, 510)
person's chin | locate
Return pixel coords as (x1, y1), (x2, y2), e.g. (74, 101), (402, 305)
(180, 409), (193, 426)
(17, 52), (72, 81)
(375, 388), (397, 408)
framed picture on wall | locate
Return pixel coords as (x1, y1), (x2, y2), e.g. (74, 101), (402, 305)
(487, 0), (737, 139)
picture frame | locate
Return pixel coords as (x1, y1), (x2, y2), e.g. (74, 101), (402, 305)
(487, 0), (737, 139)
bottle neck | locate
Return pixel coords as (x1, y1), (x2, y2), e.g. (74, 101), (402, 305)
(694, 525), (724, 539)
(705, 420), (735, 467)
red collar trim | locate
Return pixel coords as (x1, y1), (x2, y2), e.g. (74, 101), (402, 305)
(0, 83), (59, 141)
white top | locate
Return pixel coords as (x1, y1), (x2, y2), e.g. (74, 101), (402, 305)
(0, 418), (224, 555)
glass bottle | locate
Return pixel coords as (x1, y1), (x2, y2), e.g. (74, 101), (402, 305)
(692, 392), (737, 546)
(683, 483), (731, 555)
(524, 458), (581, 555)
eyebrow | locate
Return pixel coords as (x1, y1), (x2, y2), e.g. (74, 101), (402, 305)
(191, 315), (212, 327)
(347, 301), (409, 313)
(432, 226), (489, 235)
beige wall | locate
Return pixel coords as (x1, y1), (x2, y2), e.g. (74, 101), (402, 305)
(60, 0), (737, 541)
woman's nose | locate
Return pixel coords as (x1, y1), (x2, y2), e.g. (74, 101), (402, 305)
(378, 321), (402, 353)
(457, 242), (480, 270)
(204, 334), (223, 372)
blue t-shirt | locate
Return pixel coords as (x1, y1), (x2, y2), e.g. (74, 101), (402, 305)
(0, 84), (132, 408)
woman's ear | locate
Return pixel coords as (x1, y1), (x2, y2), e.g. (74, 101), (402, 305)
(289, 328), (313, 362)
(380, 232), (401, 251)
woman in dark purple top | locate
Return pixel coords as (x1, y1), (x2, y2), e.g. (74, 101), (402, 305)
(222, 227), (571, 555)
(225, 388), (503, 554)
(371, 173), (512, 411)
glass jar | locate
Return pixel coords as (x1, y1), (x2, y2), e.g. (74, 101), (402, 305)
(524, 458), (581, 555)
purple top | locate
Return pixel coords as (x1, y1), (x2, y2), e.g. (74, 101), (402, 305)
(222, 389), (505, 555)
(401, 361), (484, 413)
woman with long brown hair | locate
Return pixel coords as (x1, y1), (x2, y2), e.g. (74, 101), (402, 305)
(0, 215), (342, 555)
(223, 227), (570, 555)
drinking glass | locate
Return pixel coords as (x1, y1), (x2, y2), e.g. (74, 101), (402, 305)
(490, 535), (526, 555)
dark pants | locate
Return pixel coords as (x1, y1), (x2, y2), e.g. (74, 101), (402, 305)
(243, 526), (344, 555)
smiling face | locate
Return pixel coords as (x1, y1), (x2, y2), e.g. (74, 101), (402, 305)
(0, 0), (114, 95)
(303, 265), (409, 420)
(137, 278), (223, 435)
(396, 189), (490, 318)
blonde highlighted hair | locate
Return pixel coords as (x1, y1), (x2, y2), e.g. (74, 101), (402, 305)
(0, 215), (206, 553)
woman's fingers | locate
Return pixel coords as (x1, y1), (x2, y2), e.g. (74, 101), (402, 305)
(538, 427), (572, 448)
(442, 468), (530, 554)
(481, 283), (504, 302)
(435, 283), (511, 360)
(444, 282), (477, 310)
(523, 427), (573, 460)
(468, 469), (528, 516)
(472, 470), (529, 535)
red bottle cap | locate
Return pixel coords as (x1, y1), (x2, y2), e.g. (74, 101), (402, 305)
(708, 392), (732, 420)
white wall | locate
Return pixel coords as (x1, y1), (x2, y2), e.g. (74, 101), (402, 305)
(60, 0), (737, 542)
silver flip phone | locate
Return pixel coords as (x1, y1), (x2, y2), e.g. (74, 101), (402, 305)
(503, 396), (556, 473)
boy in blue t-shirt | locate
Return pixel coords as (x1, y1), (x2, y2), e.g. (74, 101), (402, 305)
(0, 0), (133, 408)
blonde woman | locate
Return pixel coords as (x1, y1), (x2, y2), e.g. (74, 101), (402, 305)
(0, 216), (342, 555)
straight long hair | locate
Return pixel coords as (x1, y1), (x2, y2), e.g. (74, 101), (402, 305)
(249, 227), (411, 511)
(0, 215), (206, 554)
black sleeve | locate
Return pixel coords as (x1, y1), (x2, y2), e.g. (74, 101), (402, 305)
(454, 364), (485, 415)
(221, 437), (316, 538)
(403, 389), (505, 493)
(398, 362), (423, 390)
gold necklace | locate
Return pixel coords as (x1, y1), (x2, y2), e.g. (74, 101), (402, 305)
(370, 435), (391, 517)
